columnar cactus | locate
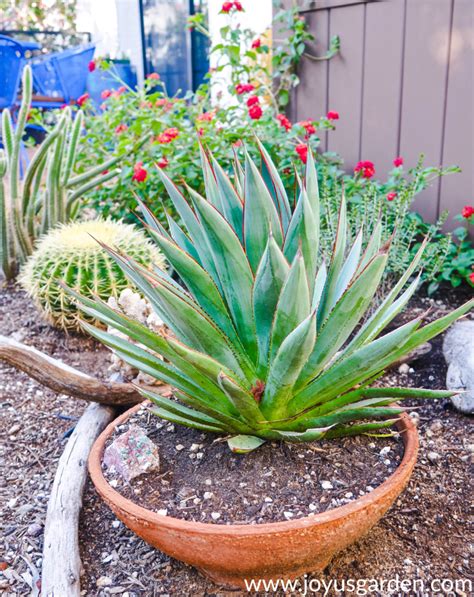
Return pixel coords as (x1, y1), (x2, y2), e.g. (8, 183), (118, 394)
(0, 65), (147, 280)
(20, 219), (165, 331)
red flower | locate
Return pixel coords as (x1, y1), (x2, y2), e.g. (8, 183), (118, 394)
(88, 60), (96, 72)
(386, 192), (397, 202)
(76, 93), (90, 107)
(295, 144), (308, 164)
(327, 111), (339, 120)
(115, 123), (128, 134)
(101, 89), (112, 99)
(298, 120), (316, 136)
(156, 127), (180, 144)
(354, 160), (375, 179)
(197, 110), (215, 122)
(101, 169), (109, 175)
(235, 83), (255, 95)
(462, 205), (474, 219)
(147, 72), (160, 80)
(393, 156), (404, 167)
(469, 272), (474, 284)
(221, 1), (233, 12)
(233, 1), (243, 10)
(246, 95), (260, 107)
(248, 104), (263, 120)
(132, 162), (147, 182)
(233, 139), (243, 147)
(157, 157), (169, 169)
(277, 113), (292, 131)
(251, 38), (261, 49)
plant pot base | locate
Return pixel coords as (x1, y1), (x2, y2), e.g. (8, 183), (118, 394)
(88, 404), (419, 589)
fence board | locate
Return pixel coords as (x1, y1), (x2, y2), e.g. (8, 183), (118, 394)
(326, 3), (365, 168)
(293, 10), (330, 150)
(399, 0), (452, 223)
(360, 0), (405, 176)
(439, 0), (474, 229)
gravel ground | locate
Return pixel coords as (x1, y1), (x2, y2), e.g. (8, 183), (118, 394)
(0, 283), (472, 596)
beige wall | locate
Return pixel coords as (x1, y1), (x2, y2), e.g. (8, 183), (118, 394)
(285, 0), (474, 230)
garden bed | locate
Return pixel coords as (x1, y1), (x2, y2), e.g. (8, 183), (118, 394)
(0, 283), (472, 595)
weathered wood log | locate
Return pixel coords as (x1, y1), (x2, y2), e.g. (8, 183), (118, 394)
(0, 334), (165, 405)
(41, 403), (116, 597)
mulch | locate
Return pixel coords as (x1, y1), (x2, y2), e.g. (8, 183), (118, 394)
(0, 282), (472, 596)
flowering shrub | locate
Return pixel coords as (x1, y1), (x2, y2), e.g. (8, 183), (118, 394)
(62, 2), (466, 290)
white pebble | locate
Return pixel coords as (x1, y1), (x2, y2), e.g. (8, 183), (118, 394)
(211, 512), (221, 520)
(283, 511), (294, 519)
(112, 520), (121, 529)
(320, 480), (333, 490)
(203, 491), (213, 500)
(309, 503), (317, 511)
(379, 446), (391, 456)
(190, 443), (200, 452)
(204, 479), (212, 486)
(175, 444), (185, 451)
(157, 509), (168, 516)
(264, 497), (273, 503)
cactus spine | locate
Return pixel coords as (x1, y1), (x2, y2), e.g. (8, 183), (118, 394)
(20, 219), (165, 332)
(0, 65), (149, 280)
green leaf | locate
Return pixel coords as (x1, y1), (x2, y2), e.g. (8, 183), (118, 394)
(189, 187), (258, 363)
(244, 151), (284, 272)
(227, 435), (266, 454)
(261, 311), (316, 420)
(296, 252), (388, 387)
(218, 372), (265, 426)
(256, 138), (291, 231)
(253, 235), (290, 372)
(269, 252), (311, 362)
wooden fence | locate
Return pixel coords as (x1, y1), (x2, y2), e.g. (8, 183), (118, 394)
(285, 0), (473, 229)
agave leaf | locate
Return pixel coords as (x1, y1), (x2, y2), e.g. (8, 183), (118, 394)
(210, 152), (244, 240)
(244, 151), (284, 272)
(270, 426), (332, 442)
(332, 227), (363, 304)
(283, 188), (318, 292)
(143, 389), (225, 427)
(285, 406), (405, 432)
(261, 311), (316, 420)
(148, 404), (226, 433)
(199, 143), (223, 212)
(268, 252), (311, 362)
(356, 219), (382, 274)
(150, 232), (243, 349)
(289, 316), (423, 415)
(227, 435), (266, 453)
(296, 252), (388, 387)
(256, 138), (291, 231)
(218, 372), (265, 426)
(189, 188), (258, 363)
(304, 147), (320, 219)
(317, 193), (347, 323)
(311, 261), (327, 312)
(157, 169), (219, 280)
(253, 235), (290, 372)
(166, 215), (201, 263)
(134, 194), (170, 237)
(347, 240), (428, 352)
(325, 419), (399, 439)
(232, 147), (245, 196)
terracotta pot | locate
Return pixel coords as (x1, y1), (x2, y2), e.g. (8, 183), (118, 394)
(88, 404), (419, 588)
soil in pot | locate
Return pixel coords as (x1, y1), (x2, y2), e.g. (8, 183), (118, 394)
(102, 406), (404, 525)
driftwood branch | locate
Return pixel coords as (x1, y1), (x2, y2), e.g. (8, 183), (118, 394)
(0, 335), (167, 406)
(41, 403), (116, 597)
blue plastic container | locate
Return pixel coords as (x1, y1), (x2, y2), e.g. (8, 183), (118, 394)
(31, 44), (95, 102)
(0, 34), (24, 109)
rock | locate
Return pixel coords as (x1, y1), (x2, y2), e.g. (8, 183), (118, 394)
(103, 425), (160, 482)
(427, 451), (440, 463)
(211, 512), (221, 521)
(26, 523), (42, 537)
(443, 320), (474, 414)
(429, 420), (443, 434)
(398, 363), (410, 374)
(320, 480), (333, 490)
(96, 576), (113, 587)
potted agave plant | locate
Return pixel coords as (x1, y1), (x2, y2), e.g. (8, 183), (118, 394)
(69, 144), (472, 587)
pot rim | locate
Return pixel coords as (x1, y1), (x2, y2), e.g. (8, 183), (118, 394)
(88, 402), (418, 537)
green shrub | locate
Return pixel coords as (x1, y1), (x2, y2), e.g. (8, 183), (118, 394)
(20, 219), (164, 331)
